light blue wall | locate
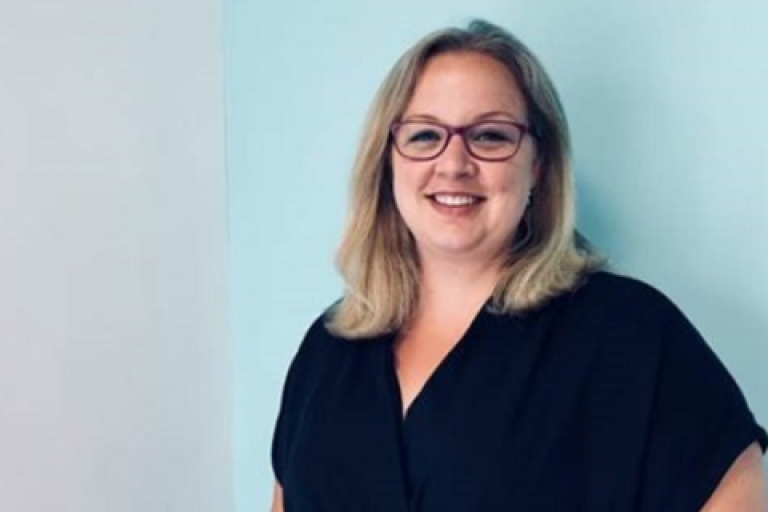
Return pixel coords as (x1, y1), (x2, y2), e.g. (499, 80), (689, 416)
(226, 1), (768, 510)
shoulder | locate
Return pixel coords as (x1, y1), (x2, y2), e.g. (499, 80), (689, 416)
(568, 270), (675, 314)
(284, 304), (380, 382)
(551, 270), (681, 339)
(542, 273), (767, 509)
(563, 272), (764, 435)
(542, 270), (732, 389)
(272, 305), (385, 435)
(286, 309), (349, 372)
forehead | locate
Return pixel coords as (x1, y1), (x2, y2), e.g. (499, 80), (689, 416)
(403, 51), (527, 121)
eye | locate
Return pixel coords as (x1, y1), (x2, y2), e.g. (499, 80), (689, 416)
(406, 129), (443, 144)
(470, 127), (516, 144)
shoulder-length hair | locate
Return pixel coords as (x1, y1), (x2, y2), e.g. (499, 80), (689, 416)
(328, 19), (603, 338)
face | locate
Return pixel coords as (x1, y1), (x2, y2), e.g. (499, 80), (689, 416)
(391, 51), (539, 266)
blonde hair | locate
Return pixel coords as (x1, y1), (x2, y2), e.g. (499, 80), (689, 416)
(328, 19), (603, 338)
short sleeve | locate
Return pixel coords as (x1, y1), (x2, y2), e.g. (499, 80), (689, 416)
(271, 360), (296, 485)
(638, 300), (767, 511)
(270, 316), (327, 485)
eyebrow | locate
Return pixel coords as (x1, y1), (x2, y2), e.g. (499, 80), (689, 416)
(400, 110), (527, 124)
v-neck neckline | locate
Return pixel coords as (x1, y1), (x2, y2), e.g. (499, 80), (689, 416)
(387, 304), (490, 424)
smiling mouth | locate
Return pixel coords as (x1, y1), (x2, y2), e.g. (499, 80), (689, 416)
(428, 193), (485, 207)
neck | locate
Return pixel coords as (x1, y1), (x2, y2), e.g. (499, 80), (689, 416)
(416, 253), (503, 316)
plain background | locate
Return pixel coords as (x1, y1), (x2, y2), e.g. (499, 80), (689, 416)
(0, 1), (230, 511)
(228, 1), (768, 511)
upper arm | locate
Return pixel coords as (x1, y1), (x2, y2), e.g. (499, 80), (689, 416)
(272, 316), (328, 486)
(270, 482), (284, 512)
(631, 292), (768, 509)
(702, 443), (768, 512)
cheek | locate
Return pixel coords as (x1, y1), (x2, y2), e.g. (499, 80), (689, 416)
(513, 158), (538, 191)
(391, 163), (419, 225)
(492, 165), (532, 199)
(487, 166), (535, 223)
(392, 161), (427, 201)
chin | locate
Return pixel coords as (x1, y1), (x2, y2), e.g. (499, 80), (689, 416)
(426, 238), (487, 257)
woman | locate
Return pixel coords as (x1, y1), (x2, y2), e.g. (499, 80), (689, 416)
(270, 20), (767, 511)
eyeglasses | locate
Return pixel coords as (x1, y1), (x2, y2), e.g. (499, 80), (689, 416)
(390, 120), (533, 162)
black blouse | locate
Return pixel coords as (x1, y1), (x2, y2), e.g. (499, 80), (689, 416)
(271, 272), (767, 511)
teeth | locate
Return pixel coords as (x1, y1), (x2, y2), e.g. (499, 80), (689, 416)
(433, 194), (478, 206)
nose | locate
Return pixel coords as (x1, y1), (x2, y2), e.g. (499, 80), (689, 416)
(434, 132), (475, 178)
